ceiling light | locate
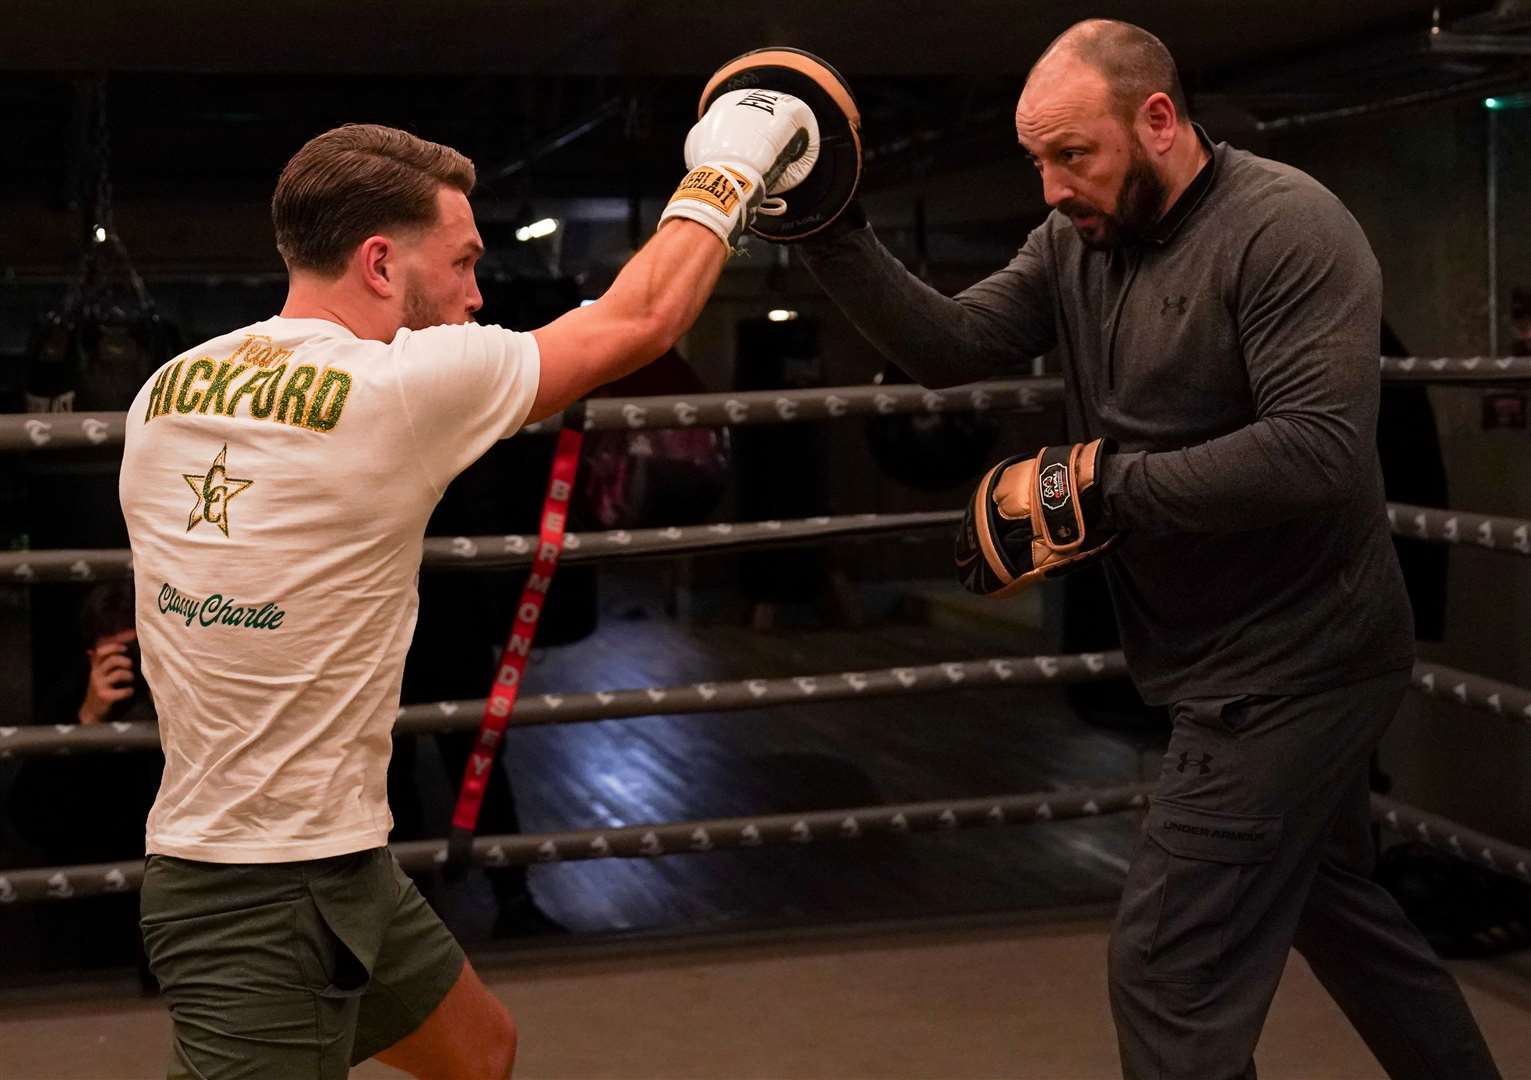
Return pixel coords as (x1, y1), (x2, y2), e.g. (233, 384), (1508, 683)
(767, 308), (798, 322)
(515, 218), (558, 242)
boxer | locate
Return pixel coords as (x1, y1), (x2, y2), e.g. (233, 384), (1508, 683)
(123, 87), (822, 1078)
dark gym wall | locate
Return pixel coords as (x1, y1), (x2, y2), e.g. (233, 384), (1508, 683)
(1267, 99), (1531, 845)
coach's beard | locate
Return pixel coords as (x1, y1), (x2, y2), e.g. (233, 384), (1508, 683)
(1063, 141), (1167, 251)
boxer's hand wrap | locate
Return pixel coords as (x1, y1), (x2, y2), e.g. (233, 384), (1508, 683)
(660, 89), (818, 252)
(956, 438), (1118, 598)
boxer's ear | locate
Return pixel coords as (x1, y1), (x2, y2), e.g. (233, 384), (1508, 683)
(356, 235), (397, 298)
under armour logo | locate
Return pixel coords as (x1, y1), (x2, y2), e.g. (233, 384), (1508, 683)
(1177, 752), (1213, 775)
(1161, 295), (1188, 316)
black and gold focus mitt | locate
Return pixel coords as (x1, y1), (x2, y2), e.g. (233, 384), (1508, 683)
(955, 439), (1118, 598)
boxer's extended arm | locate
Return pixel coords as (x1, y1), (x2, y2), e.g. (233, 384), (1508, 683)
(528, 220), (726, 423)
(528, 89), (814, 423)
(1099, 190), (1382, 535)
(798, 218), (1057, 388)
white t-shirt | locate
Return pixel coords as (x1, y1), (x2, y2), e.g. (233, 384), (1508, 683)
(120, 316), (540, 863)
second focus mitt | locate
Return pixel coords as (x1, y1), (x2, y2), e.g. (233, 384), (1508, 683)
(956, 439), (1118, 598)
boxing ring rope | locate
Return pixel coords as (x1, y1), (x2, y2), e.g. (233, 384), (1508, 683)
(4, 501), (1530, 584)
(0, 784), (1154, 904)
(1372, 796), (1531, 885)
(0, 652), (1131, 758)
(1376, 356), (1531, 383)
(3, 356), (1529, 451)
(5, 787), (1523, 905)
(0, 511), (962, 583)
(1411, 662), (1531, 722)
(8, 651), (1529, 761)
(0, 379), (1060, 451)
(1387, 504), (1531, 556)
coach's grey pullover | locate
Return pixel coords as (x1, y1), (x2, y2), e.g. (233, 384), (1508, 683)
(800, 130), (1415, 704)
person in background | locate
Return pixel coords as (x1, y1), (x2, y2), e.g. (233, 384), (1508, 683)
(6, 580), (161, 983)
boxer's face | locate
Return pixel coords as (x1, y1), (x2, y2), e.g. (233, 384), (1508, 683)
(397, 186), (485, 330)
(1016, 66), (1167, 250)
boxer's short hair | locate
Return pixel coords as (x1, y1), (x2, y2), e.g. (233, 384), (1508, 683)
(273, 123), (476, 276)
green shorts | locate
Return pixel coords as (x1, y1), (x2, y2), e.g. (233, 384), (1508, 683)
(141, 847), (465, 1080)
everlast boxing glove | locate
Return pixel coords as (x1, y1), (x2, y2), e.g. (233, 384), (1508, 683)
(955, 439), (1118, 598)
(659, 89), (819, 252)
(696, 47), (862, 242)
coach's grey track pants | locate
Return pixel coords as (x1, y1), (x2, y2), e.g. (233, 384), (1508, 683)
(1107, 668), (1501, 1080)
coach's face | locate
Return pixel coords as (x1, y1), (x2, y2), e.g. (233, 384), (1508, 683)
(1015, 63), (1165, 250)
(397, 186), (485, 330)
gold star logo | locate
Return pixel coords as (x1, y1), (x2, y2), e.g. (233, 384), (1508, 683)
(183, 444), (254, 537)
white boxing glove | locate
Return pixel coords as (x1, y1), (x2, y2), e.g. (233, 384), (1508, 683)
(685, 89), (821, 196)
(660, 89), (819, 252)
